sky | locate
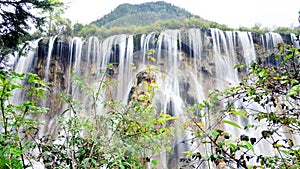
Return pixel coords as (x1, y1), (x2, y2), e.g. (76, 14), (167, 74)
(63, 0), (300, 29)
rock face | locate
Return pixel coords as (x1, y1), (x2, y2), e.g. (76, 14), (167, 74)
(14, 28), (295, 168)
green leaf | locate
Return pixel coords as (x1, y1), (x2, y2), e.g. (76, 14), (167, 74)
(258, 70), (266, 78)
(91, 158), (97, 165)
(234, 64), (246, 69)
(11, 148), (23, 156)
(198, 103), (204, 110)
(222, 120), (242, 129)
(211, 130), (219, 139)
(247, 88), (255, 96)
(224, 140), (236, 152)
(152, 159), (158, 166)
(288, 84), (300, 97)
(166, 146), (172, 152)
(230, 109), (248, 119)
(239, 141), (254, 152)
(138, 94), (146, 100)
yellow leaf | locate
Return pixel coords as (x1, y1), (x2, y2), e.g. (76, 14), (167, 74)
(193, 122), (205, 129)
(183, 119), (191, 129)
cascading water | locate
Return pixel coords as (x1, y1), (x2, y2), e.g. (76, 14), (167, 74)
(13, 28), (299, 169)
(141, 32), (156, 66)
(291, 33), (300, 48)
(116, 34), (134, 101)
(11, 38), (43, 105)
(236, 31), (257, 67)
(211, 28), (240, 89)
(44, 35), (58, 82)
(209, 29), (295, 165)
(262, 32), (284, 65)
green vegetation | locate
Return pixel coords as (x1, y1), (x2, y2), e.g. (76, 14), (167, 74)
(37, 63), (177, 168)
(77, 17), (232, 39)
(91, 1), (197, 28)
(72, 1), (234, 39)
(0, 72), (48, 168)
(0, 51), (178, 168)
(77, 18), (300, 40)
(74, 1), (299, 39)
(182, 44), (300, 168)
(0, 0), (63, 64)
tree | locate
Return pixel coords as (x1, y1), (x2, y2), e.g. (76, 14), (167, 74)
(0, 72), (48, 168)
(47, 6), (73, 36)
(0, 0), (63, 65)
(73, 23), (85, 36)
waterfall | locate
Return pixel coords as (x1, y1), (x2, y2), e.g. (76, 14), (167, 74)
(141, 32), (156, 66)
(209, 28), (287, 164)
(236, 31), (257, 67)
(211, 29), (236, 89)
(116, 34), (134, 101)
(291, 33), (300, 48)
(14, 39), (42, 73)
(44, 35), (58, 82)
(264, 32), (284, 49)
(13, 28), (299, 169)
(69, 37), (85, 108)
(11, 38), (43, 105)
(262, 32), (284, 65)
(186, 29), (205, 104)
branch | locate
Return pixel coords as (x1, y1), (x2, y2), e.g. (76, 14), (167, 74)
(191, 118), (246, 168)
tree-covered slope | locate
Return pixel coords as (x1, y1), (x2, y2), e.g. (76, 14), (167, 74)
(91, 1), (200, 28)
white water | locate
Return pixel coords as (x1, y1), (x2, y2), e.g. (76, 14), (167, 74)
(291, 33), (300, 48)
(210, 30), (298, 166)
(211, 28), (239, 89)
(12, 28), (299, 169)
(116, 34), (134, 101)
(44, 35), (58, 82)
(11, 39), (43, 105)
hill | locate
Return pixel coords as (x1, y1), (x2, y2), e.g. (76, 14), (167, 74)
(90, 1), (200, 28)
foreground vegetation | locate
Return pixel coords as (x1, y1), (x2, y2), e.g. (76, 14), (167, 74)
(182, 44), (300, 168)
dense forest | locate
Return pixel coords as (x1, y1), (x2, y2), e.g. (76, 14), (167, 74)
(91, 1), (198, 28)
(69, 1), (300, 40)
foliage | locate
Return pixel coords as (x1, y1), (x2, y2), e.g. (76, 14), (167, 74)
(0, 47), (176, 169)
(273, 26), (300, 35)
(238, 24), (272, 34)
(182, 44), (300, 168)
(73, 23), (85, 36)
(35, 55), (177, 168)
(79, 11), (300, 40)
(91, 1), (198, 28)
(0, 0), (63, 64)
(75, 1), (299, 40)
(46, 8), (73, 36)
(77, 17), (232, 39)
(102, 12), (185, 29)
(0, 71), (48, 169)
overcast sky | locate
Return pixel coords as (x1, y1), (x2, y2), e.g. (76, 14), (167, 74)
(63, 0), (300, 29)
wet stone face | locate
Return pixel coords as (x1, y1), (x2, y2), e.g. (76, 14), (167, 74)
(128, 71), (156, 104)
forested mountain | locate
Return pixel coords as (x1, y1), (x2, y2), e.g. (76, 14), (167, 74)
(76, 1), (297, 39)
(91, 1), (200, 28)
